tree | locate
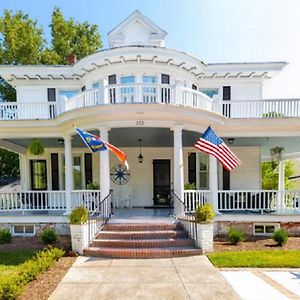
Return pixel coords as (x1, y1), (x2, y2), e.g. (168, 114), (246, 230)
(50, 7), (102, 64)
(262, 160), (294, 190)
(0, 8), (102, 179)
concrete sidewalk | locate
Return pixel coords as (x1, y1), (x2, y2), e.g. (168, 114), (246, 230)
(49, 256), (238, 300)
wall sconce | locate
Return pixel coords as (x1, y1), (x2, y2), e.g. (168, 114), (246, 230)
(227, 138), (235, 145)
(58, 138), (64, 145)
(138, 139), (143, 163)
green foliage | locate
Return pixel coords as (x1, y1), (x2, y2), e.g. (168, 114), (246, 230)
(28, 139), (45, 155)
(0, 10), (44, 65)
(227, 227), (245, 245)
(272, 229), (288, 247)
(0, 149), (19, 178)
(50, 7), (102, 64)
(69, 207), (88, 224)
(86, 181), (100, 190)
(262, 160), (294, 190)
(208, 250), (300, 268)
(195, 204), (215, 223)
(41, 228), (57, 245)
(184, 182), (196, 190)
(0, 228), (12, 244)
(0, 247), (64, 300)
(262, 112), (285, 118)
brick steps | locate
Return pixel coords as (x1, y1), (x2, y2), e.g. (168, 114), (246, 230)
(96, 230), (188, 240)
(84, 247), (202, 258)
(91, 238), (195, 248)
(84, 222), (200, 259)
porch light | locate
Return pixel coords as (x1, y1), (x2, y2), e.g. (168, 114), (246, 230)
(227, 138), (235, 145)
(138, 139), (143, 163)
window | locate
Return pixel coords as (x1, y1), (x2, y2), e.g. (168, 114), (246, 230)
(254, 224), (279, 236)
(59, 91), (78, 100)
(223, 86), (231, 100)
(81, 85), (86, 92)
(198, 153), (209, 189)
(108, 74), (116, 85)
(120, 76), (135, 84)
(192, 84), (197, 90)
(31, 160), (47, 190)
(47, 88), (56, 102)
(143, 76), (157, 84)
(199, 88), (219, 98)
(12, 225), (35, 237)
(92, 82), (101, 89)
(61, 155), (83, 190)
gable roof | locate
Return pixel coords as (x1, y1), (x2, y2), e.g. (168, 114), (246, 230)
(108, 10), (167, 47)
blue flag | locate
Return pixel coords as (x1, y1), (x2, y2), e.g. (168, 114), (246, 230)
(75, 128), (107, 152)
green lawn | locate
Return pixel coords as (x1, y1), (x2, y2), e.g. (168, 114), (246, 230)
(208, 250), (300, 268)
(0, 250), (36, 279)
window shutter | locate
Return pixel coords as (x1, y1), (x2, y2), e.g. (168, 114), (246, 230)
(47, 88), (56, 102)
(108, 75), (117, 85)
(223, 168), (230, 190)
(161, 74), (170, 84)
(51, 154), (59, 190)
(84, 153), (93, 187)
(188, 153), (196, 185)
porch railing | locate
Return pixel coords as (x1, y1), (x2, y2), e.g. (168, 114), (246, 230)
(0, 191), (66, 211)
(218, 190), (300, 212)
(171, 190), (197, 241)
(183, 190), (211, 212)
(71, 190), (101, 211)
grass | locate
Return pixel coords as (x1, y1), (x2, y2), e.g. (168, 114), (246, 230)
(208, 250), (300, 268)
(0, 250), (36, 279)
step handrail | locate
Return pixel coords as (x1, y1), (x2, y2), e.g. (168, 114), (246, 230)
(171, 190), (198, 243)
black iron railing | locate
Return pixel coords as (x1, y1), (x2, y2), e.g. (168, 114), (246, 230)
(171, 190), (198, 242)
(87, 190), (113, 244)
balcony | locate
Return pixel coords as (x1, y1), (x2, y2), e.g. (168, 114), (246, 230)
(1, 83), (300, 120)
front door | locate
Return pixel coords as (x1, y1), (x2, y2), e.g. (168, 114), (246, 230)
(153, 159), (171, 206)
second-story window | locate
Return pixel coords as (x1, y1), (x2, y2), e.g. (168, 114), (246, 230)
(143, 76), (157, 103)
(143, 76), (156, 84)
(108, 75), (116, 85)
(161, 74), (170, 84)
(120, 76), (135, 84)
(199, 88), (219, 98)
(59, 91), (79, 100)
(120, 76), (135, 103)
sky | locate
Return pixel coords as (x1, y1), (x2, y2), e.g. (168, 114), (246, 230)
(0, 0), (300, 97)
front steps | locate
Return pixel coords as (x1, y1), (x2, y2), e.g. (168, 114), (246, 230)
(84, 222), (201, 258)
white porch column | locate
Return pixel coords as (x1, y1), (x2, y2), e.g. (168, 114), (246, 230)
(209, 155), (219, 214)
(64, 135), (73, 214)
(278, 159), (285, 209)
(99, 127), (111, 204)
(173, 126), (184, 201)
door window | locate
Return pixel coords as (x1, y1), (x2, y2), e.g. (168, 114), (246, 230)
(31, 160), (47, 190)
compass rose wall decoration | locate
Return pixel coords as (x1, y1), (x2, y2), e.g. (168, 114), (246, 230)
(110, 164), (130, 185)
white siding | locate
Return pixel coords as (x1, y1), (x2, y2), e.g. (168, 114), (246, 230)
(230, 146), (261, 190)
(16, 86), (48, 103)
(230, 83), (262, 100)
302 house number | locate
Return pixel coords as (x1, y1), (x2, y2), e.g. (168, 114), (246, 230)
(136, 121), (144, 126)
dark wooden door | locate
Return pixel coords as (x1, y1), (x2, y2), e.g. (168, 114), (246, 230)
(153, 159), (171, 206)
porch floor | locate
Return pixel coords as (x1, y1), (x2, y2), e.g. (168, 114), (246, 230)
(110, 208), (175, 224)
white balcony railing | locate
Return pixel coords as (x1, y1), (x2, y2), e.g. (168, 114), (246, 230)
(2, 83), (300, 120)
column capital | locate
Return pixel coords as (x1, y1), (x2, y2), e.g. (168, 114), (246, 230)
(170, 125), (184, 133)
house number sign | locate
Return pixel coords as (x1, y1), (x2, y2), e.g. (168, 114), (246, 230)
(136, 120), (144, 126)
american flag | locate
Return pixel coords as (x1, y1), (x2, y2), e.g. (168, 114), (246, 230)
(194, 126), (241, 171)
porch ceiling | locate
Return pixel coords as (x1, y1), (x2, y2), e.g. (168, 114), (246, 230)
(5, 129), (300, 159)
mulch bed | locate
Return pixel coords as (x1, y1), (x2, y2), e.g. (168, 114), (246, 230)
(0, 236), (71, 252)
(17, 256), (76, 300)
(214, 236), (300, 252)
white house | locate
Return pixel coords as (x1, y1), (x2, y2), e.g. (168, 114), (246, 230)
(0, 10), (299, 255)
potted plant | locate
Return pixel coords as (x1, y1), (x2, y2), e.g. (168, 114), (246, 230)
(69, 207), (89, 255)
(86, 181), (100, 190)
(194, 203), (215, 253)
(28, 139), (45, 155)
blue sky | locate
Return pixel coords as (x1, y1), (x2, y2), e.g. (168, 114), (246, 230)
(0, 0), (300, 96)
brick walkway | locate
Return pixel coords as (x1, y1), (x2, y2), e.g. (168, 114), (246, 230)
(49, 256), (238, 300)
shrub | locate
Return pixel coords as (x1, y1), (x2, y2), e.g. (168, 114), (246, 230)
(0, 228), (12, 244)
(0, 247), (64, 300)
(184, 182), (196, 190)
(69, 207), (88, 224)
(41, 228), (57, 245)
(272, 229), (288, 247)
(86, 181), (100, 190)
(195, 204), (215, 223)
(228, 227), (245, 245)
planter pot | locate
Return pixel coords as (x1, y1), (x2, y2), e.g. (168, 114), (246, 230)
(195, 223), (214, 253)
(70, 223), (90, 255)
